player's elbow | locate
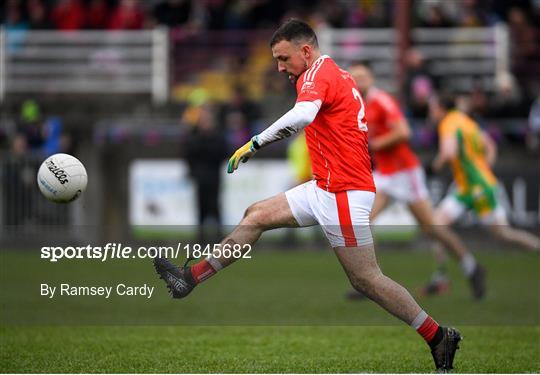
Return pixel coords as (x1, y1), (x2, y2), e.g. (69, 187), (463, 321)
(299, 113), (316, 126)
(391, 120), (411, 142)
(294, 101), (320, 127)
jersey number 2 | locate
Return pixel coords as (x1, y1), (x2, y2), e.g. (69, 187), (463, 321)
(352, 87), (368, 132)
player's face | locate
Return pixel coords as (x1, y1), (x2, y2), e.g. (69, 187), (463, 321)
(349, 65), (373, 95)
(272, 40), (312, 84)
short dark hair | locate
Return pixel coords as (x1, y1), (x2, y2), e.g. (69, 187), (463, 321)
(270, 19), (319, 48)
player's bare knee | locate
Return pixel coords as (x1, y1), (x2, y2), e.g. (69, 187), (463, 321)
(433, 210), (451, 226)
(350, 276), (369, 294)
(349, 269), (382, 295)
(242, 202), (269, 229)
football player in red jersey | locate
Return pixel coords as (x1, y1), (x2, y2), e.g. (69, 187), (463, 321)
(348, 63), (486, 299)
(154, 20), (461, 372)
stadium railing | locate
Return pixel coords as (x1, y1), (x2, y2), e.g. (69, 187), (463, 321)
(318, 28), (398, 92)
(319, 24), (509, 94)
(0, 25), (509, 103)
(0, 28), (169, 104)
(411, 25), (509, 92)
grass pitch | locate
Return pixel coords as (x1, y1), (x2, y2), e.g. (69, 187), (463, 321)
(1, 248), (539, 373)
(2, 326), (539, 373)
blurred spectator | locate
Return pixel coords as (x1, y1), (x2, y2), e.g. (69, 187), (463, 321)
(533, 0), (540, 25)
(507, 6), (540, 100)
(258, 68), (295, 131)
(488, 71), (527, 118)
(109, 0), (145, 30)
(403, 48), (436, 118)
(4, 0), (29, 52)
(42, 117), (64, 156)
(50, 0), (85, 30)
(456, 0), (489, 27)
(418, 2), (454, 27)
(2, 134), (34, 226)
(181, 88), (211, 126)
(416, 0), (498, 27)
(191, 0), (229, 30)
(190, 0), (283, 30)
(153, 0), (192, 28)
(86, 0), (110, 29)
(219, 85), (261, 135)
(318, 0), (347, 28)
(508, 7), (539, 62)
(345, 0), (391, 28)
(9, 133), (28, 157)
(223, 110), (250, 149)
(18, 100), (44, 151)
(222, 0), (252, 29)
(527, 96), (540, 151)
(243, 0), (285, 29)
(184, 104), (227, 243)
(469, 79), (489, 119)
(27, 0), (50, 29)
(0, 126), (7, 150)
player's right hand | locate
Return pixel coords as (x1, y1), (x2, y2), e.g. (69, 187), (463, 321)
(227, 137), (260, 173)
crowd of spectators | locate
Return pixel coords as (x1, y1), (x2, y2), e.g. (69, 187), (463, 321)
(3, 0), (146, 30)
(4, 0), (539, 32)
(2, 100), (74, 157)
(2, 0), (539, 152)
(415, 0), (539, 28)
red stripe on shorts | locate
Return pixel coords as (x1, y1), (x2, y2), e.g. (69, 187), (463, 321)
(336, 191), (357, 247)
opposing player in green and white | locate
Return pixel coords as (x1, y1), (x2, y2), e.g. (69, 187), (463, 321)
(422, 94), (540, 294)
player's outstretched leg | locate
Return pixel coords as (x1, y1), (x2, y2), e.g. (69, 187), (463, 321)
(334, 244), (462, 372)
(488, 222), (540, 251)
(409, 198), (486, 299)
(154, 193), (298, 298)
(345, 191), (391, 301)
(420, 243), (452, 297)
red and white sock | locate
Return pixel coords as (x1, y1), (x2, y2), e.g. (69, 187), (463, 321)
(411, 310), (442, 346)
(190, 257), (223, 284)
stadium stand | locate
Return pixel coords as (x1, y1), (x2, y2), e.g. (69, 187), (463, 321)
(1, 0), (539, 244)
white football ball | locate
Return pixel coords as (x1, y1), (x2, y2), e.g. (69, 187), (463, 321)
(37, 153), (88, 203)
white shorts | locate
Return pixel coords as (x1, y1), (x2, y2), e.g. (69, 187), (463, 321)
(373, 166), (429, 203)
(285, 180), (375, 248)
(438, 193), (507, 225)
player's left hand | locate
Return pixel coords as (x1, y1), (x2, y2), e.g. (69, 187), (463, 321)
(227, 137), (260, 173)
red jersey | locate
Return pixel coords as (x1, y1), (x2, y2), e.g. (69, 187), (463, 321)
(296, 55), (375, 193)
(364, 87), (420, 174)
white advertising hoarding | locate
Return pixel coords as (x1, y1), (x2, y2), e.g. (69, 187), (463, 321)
(129, 159), (417, 232)
(129, 159), (297, 226)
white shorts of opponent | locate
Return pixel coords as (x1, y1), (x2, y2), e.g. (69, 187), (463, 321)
(285, 180), (375, 248)
(438, 192), (507, 225)
(373, 166), (429, 203)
